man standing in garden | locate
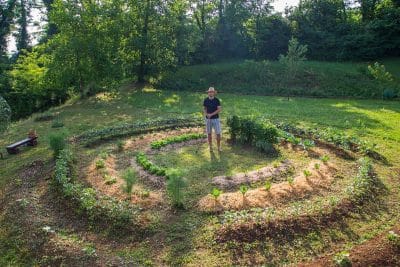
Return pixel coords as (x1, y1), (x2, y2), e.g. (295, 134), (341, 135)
(203, 87), (222, 152)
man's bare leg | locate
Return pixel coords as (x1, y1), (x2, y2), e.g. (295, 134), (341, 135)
(208, 134), (213, 150)
(217, 134), (221, 152)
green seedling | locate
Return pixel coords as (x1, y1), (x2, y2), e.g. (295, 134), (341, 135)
(287, 176), (294, 185)
(211, 188), (223, 201)
(95, 159), (106, 169)
(265, 181), (272, 191)
(122, 168), (137, 196)
(387, 231), (400, 247)
(333, 251), (351, 267)
(303, 169), (312, 178)
(314, 163), (320, 170)
(320, 155), (330, 164)
(239, 185), (249, 196)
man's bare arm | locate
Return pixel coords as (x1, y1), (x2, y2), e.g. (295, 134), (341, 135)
(207, 106), (221, 118)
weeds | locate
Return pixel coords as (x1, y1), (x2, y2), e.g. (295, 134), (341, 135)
(95, 159), (106, 169)
(333, 251), (351, 267)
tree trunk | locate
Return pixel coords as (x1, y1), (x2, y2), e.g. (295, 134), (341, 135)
(138, 0), (151, 83)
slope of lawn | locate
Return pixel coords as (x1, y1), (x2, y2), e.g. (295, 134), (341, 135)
(0, 85), (400, 265)
(156, 58), (400, 98)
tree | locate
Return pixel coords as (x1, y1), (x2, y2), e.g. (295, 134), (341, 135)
(279, 37), (308, 100)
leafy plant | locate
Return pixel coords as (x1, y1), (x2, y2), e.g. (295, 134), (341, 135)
(239, 185), (249, 196)
(136, 152), (166, 177)
(333, 251), (351, 267)
(95, 159), (106, 169)
(150, 133), (205, 149)
(320, 155), (330, 164)
(104, 175), (117, 185)
(314, 163), (320, 170)
(387, 231), (400, 247)
(264, 181), (272, 191)
(122, 168), (138, 196)
(49, 130), (68, 158)
(211, 188), (223, 201)
(302, 139), (315, 150)
(166, 169), (186, 209)
(303, 169), (312, 178)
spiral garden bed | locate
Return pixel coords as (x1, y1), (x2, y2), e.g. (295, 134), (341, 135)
(50, 115), (393, 265)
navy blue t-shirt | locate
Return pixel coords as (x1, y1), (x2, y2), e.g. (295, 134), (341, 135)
(203, 97), (221, 119)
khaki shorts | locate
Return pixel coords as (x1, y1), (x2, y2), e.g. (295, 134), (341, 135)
(205, 118), (221, 135)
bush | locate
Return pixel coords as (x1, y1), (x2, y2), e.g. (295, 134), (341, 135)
(0, 95), (11, 134)
(166, 169), (186, 209)
(226, 116), (279, 151)
(49, 131), (68, 158)
(122, 168), (137, 196)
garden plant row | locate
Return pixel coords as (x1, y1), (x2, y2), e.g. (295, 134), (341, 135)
(216, 157), (381, 242)
(150, 133), (206, 149)
(73, 117), (203, 146)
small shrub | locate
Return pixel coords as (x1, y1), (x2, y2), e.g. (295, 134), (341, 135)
(122, 168), (137, 196)
(265, 181), (272, 191)
(49, 131), (68, 158)
(95, 159), (106, 169)
(226, 115), (241, 141)
(333, 251), (351, 267)
(166, 169), (186, 208)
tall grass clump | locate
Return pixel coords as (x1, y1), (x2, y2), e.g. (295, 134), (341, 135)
(49, 130), (68, 158)
(166, 169), (186, 209)
(122, 168), (138, 197)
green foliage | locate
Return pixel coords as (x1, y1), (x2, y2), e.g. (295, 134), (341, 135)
(165, 169), (186, 209)
(211, 188), (223, 201)
(314, 163), (320, 170)
(226, 116), (278, 153)
(333, 251), (351, 267)
(54, 149), (138, 231)
(136, 152), (166, 177)
(264, 181), (272, 191)
(368, 62), (393, 82)
(150, 133), (205, 149)
(239, 185), (249, 196)
(95, 159), (106, 169)
(303, 169), (312, 178)
(387, 231), (400, 247)
(321, 155), (330, 164)
(0, 95), (11, 133)
(122, 168), (138, 196)
(48, 130), (68, 158)
(287, 176), (294, 185)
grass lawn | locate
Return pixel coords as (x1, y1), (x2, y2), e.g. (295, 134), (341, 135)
(1, 85), (400, 265)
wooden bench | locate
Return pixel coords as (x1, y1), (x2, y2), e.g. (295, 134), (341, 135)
(6, 136), (38, 154)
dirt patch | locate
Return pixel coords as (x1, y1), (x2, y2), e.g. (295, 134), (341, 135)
(300, 225), (400, 267)
(199, 161), (337, 212)
(210, 160), (292, 190)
